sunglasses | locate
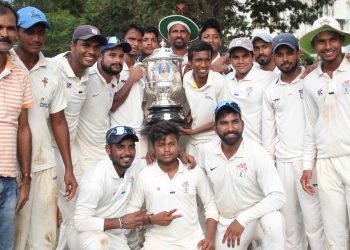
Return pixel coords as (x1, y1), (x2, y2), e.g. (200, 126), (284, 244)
(215, 100), (241, 115)
(106, 126), (136, 141)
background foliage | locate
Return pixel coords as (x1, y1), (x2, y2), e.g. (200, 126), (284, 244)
(13, 0), (334, 57)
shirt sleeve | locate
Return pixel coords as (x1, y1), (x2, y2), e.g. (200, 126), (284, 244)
(196, 168), (219, 221)
(261, 88), (277, 160)
(74, 181), (105, 232)
(21, 74), (33, 109)
(302, 84), (318, 170)
(49, 66), (67, 114)
(235, 149), (286, 227)
(126, 170), (146, 214)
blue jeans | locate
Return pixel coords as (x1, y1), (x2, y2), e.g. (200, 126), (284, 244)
(0, 177), (17, 250)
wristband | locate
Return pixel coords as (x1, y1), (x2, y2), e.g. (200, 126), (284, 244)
(120, 216), (125, 229)
(149, 214), (154, 225)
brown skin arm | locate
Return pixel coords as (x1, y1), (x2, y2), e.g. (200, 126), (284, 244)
(16, 108), (32, 213)
(198, 218), (217, 250)
(50, 111), (77, 200)
(110, 65), (143, 112)
(179, 121), (214, 136)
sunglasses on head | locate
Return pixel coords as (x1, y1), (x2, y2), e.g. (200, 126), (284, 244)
(106, 126), (136, 141)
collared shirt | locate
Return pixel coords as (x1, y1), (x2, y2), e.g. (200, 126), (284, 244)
(0, 54), (32, 177)
(198, 138), (285, 227)
(110, 61), (144, 131)
(75, 64), (117, 169)
(262, 68), (305, 162)
(303, 57), (350, 170)
(10, 49), (67, 172)
(127, 160), (218, 248)
(226, 66), (278, 144)
(74, 156), (142, 234)
(183, 69), (228, 144)
(48, 52), (90, 145)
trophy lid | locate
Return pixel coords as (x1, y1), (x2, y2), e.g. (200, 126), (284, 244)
(142, 39), (183, 62)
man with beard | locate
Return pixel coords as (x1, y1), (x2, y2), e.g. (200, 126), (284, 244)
(252, 32), (279, 73)
(226, 37), (277, 144)
(0, 2), (32, 249)
(51, 24), (108, 250)
(10, 6), (77, 249)
(127, 121), (218, 250)
(197, 101), (286, 250)
(74, 126), (147, 249)
(262, 33), (326, 250)
(110, 23), (145, 160)
(159, 15), (199, 67)
(299, 16), (350, 249)
(75, 36), (131, 181)
(140, 26), (159, 61)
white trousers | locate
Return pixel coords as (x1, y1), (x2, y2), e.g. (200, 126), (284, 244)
(316, 155), (350, 250)
(277, 160), (327, 250)
(14, 167), (58, 250)
(77, 230), (129, 250)
(216, 211), (286, 250)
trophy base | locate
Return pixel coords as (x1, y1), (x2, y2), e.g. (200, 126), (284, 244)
(141, 105), (189, 135)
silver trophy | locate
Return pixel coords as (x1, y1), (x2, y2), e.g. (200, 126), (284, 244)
(140, 40), (188, 133)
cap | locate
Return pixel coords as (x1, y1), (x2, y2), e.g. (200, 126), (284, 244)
(215, 100), (241, 117)
(106, 126), (139, 145)
(17, 6), (51, 29)
(228, 37), (253, 53)
(252, 32), (273, 43)
(272, 33), (299, 53)
(299, 16), (350, 54)
(100, 36), (131, 53)
(159, 15), (199, 42)
(72, 25), (107, 46)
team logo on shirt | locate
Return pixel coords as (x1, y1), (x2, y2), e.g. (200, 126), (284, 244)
(128, 176), (134, 186)
(246, 86), (253, 97)
(42, 77), (48, 87)
(66, 82), (72, 88)
(39, 97), (49, 108)
(342, 80), (350, 94)
(181, 181), (189, 193)
(237, 162), (247, 178)
(204, 93), (213, 100)
(317, 89), (323, 96)
(298, 89), (303, 99)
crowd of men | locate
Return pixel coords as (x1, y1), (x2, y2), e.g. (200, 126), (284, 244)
(0, 1), (350, 249)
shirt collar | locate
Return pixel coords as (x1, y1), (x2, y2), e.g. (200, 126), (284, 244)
(213, 137), (245, 160)
(233, 64), (255, 82)
(61, 51), (89, 81)
(153, 159), (184, 177)
(277, 66), (305, 85)
(316, 55), (348, 77)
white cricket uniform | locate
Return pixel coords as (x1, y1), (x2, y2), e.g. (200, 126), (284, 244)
(262, 69), (327, 250)
(49, 51), (90, 250)
(127, 161), (219, 250)
(226, 66), (277, 144)
(183, 70), (228, 157)
(75, 63), (117, 173)
(74, 156), (142, 250)
(10, 49), (66, 250)
(198, 138), (286, 250)
(110, 62), (147, 159)
(303, 57), (350, 249)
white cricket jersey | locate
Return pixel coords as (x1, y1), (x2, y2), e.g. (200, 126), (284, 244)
(10, 49), (67, 172)
(74, 156), (142, 234)
(262, 68), (306, 161)
(198, 138), (285, 227)
(75, 64), (117, 169)
(49, 52), (89, 145)
(303, 57), (350, 170)
(110, 62), (144, 132)
(183, 70), (228, 144)
(127, 160), (219, 248)
(226, 66), (277, 144)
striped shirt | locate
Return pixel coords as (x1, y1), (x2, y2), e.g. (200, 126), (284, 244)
(0, 54), (33, 177)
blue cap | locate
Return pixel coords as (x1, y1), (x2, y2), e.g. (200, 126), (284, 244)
(272, 33), (299, 53)
(106, 126), (139, 144)
(100, 36), (131, 53)
(17, 6), (51, 30)
(215, 100), (241, 118)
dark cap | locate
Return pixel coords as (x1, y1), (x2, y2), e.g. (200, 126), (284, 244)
(215, 100), (242, 118)
(100, 36), (131, 53)
(72, 25), (107, 46)
(106, 126), (139, 145)
(272, 33), (299, 53)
